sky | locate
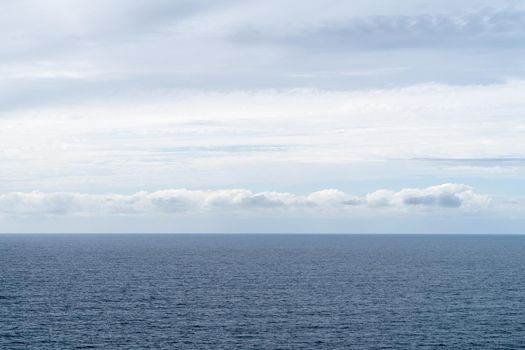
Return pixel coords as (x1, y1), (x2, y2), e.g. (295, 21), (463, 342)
(1, 0), (525, 233)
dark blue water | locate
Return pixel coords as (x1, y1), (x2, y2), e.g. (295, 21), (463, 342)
(1, 234), (525, 349)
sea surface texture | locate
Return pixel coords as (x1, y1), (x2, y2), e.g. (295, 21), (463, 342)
(1, 234), (525, 349)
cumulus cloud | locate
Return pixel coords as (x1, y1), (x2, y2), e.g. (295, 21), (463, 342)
(367, 184), (491, 210)
(0, 184), (491, 216)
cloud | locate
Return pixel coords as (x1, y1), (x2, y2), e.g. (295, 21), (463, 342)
(0, 0), (220, 57)
(1, 0), (525, 104)
(368, 184), (491, 210)
(231, 9), (525, 51)
(3, 81), (525, 194)
(0, 184), (491, 216)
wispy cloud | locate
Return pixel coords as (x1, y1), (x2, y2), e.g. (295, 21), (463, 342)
(1, 1), (525, 98)
(231, 9), (525, 51)
(2, 81), (525, 192)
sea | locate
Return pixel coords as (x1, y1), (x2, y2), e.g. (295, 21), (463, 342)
(1, 234), (524, 349)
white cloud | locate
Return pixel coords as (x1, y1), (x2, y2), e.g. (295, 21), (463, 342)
(2, 81), (525, 193)
(0, 184), (492, 216)
(367, 184), (491, 210)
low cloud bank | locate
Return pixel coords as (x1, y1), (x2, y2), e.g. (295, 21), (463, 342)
(0, 184), (490, 216)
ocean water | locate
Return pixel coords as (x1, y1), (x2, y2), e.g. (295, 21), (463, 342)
(1, 234), (525, 349)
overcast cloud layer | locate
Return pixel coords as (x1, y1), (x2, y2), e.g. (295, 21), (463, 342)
(1, 1), (524, 233)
